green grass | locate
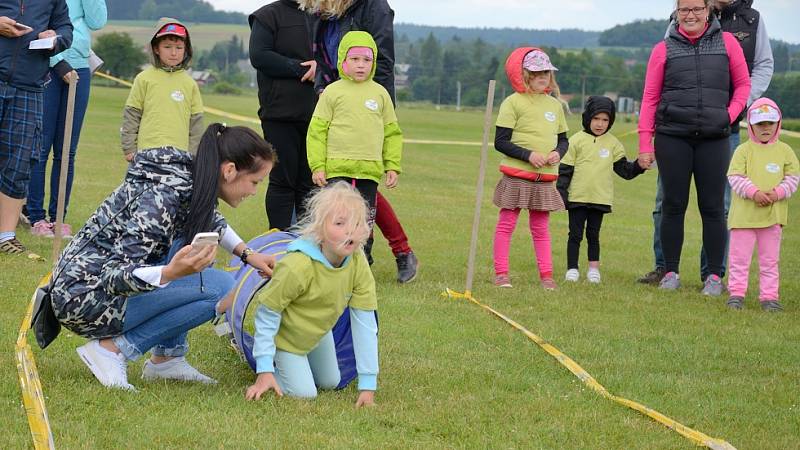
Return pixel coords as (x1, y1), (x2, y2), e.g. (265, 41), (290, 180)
(97, 20), (251, 52)
(2, 86), (800, 448)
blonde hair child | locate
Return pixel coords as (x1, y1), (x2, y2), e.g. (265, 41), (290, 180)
(245, 182), (379, 406)
(492, 47), (569, 290)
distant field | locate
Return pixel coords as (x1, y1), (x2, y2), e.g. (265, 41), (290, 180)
(96, 20), (251, 52)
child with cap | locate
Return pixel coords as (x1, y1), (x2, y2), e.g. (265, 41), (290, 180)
(492, 47), (568, 290)
(120, 17), (203, 161)
(725, 98), (799, 312)
(307, 30), (402, 245)
(557, 96), (647, 283)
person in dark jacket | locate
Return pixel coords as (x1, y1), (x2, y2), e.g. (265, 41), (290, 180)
(249, 0), (318, 231)
(636, 0), (750, 295)
(298, 0), (419, 284)
(0, 0), (72, 254)
(52, 124), (277, 390)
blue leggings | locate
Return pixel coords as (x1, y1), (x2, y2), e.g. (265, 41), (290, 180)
(274, 331), (340, 398)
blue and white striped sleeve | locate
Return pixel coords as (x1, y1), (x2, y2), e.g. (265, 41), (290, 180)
(350, 308), (379, 391)
(253, 305), (282, 373)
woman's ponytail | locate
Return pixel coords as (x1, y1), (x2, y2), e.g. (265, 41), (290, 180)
(183, 123), (276, 242)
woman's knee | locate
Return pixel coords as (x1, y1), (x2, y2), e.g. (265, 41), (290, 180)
(200, 269), (236, 299)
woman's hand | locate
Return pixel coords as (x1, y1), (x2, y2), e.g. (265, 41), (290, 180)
(753, 190), (773, 207)
(528, 152), (546, 168)
(385, 170), (398, 188)
(245, 372), (283, 400)
(312, 170), (327, 187)
(637, 153), (655, 169)
(160, 244), (217, 284)
(546, 151), (561, 166)
(62, 70), (78, 84)
(355, 390), (375, 408)
(300, 60), (317, 83)
(246, 252), (275, 278)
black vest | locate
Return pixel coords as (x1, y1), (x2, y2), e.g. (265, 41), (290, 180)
(657, 20), (731, 139)
(717, 0), (759, 73)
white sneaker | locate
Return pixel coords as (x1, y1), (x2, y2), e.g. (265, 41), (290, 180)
(142, 357), (217, 384)
(565, 269), (579, 282)
(587, 268), (601, 284)
(76, 340), (134, 390)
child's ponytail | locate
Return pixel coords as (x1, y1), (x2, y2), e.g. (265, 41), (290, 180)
(183, 123), (276, 242)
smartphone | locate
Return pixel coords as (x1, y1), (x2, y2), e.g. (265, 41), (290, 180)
(13, 22), (32, 31)
(189, 232), (219, 255)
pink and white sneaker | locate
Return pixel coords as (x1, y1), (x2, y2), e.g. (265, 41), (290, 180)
(54, 222), (73, 239)
(30, 220), (54, 238)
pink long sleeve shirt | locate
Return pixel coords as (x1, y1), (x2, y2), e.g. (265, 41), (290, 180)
(638, 25), (751, 154)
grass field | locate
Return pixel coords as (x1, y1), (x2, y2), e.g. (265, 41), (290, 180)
(2, 85), (800, 449)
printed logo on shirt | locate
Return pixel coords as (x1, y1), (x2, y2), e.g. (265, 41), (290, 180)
(599, 148), (610, 158)
(365, 99), (379, 111)
(171, 90), (185, 102)
(765, 163), (781, 174)
(544, 111), (556, 122)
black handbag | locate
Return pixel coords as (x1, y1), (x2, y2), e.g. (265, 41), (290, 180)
(31, 284), (60, 349)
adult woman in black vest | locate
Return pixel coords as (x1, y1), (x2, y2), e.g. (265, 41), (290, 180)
(249, 0), (318, 230)
(637, 0), (750, 294)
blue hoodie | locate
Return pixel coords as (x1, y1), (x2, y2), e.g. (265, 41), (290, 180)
(0, 0), (73, 91)
(50, 0), (107, 70)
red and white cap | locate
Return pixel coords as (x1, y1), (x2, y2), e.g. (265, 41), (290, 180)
(156, 23), (187, 39)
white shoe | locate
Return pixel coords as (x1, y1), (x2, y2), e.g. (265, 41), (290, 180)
(142, 357), (217, 384)
(565, 269), (579, 282)
(76, 340), (134, 390)
(587, 268), (601, 284)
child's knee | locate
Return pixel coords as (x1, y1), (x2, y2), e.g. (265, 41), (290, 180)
(315, 372), (341, 391)
(285, 383), (318, 399)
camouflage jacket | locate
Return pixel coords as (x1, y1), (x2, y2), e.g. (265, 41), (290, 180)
(50, 147), (227, 338)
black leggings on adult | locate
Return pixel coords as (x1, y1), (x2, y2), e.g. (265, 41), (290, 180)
(262, 121), (315, 230)
(654, 133), (729, 277)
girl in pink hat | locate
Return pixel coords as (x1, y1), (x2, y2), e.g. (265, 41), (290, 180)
(492, 48), (568, 290)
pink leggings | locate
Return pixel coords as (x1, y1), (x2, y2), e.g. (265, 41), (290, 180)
(728, 225), (782, 301)
(493, 208), (552, 279)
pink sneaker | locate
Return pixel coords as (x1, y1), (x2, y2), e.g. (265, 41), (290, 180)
(30, 220), (54, 238)
(54, 222), (73, 239)
(494, 273), (512, 288)
(541, 278), (557, 291)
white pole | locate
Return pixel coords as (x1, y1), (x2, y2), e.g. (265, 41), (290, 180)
(456, 80), (462, 111)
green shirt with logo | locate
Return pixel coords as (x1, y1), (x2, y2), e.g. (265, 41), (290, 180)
(562, 131), (627, 206)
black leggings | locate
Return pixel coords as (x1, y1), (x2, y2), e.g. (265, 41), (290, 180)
(262, 120), (314, 230)
(654, 133), (729, 276)
(567, 207), (605, 269)
(326, 177), (378, 229)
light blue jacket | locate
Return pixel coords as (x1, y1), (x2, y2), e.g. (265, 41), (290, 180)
(50, 0), (107, 69)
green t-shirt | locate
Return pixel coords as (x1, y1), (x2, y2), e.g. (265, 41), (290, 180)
(562, 131), (627, 206)
(728, 140), (800, 229)
(125, 67), (203, 151)
(254, 249), (377, 355)
(495, 93), (568, 176)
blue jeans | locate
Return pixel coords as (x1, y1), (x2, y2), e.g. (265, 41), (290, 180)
(652, 132), (739, 279)
(26, 67), (91, 223)
(113, 241), (236, 361)
(274, 331), (340, 398)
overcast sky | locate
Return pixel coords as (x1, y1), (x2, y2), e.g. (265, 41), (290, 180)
(206, 0), (799, 43)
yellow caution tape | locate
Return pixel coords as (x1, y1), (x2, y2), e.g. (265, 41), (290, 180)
(442, 288), (736, 450)
(17, 275), (55, 450)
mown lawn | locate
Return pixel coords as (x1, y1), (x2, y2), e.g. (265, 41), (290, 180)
(2, 85), (799, 449)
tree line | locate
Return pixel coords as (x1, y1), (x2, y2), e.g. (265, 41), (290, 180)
(107, 0), (246, 24)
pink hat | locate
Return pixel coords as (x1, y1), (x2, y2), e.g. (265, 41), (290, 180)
(749, 104), (780, 124)
(156, 23), (187, 39)
(523, 50), (558, 72)
(346, 46), (373, 59)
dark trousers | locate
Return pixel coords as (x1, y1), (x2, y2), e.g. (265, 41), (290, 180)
(567, 207), (604, 269)
(654, 133), (728, 276)
(327, 177), (378, 229)
(261, 120), (314, 230)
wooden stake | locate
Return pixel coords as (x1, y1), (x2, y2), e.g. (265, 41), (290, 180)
(51, 71), (77, 266)
(464, 80), (496, 295)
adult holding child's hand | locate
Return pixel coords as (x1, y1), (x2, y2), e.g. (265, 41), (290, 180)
(637, 0), (750, 294)
(50, 124), (277, 390)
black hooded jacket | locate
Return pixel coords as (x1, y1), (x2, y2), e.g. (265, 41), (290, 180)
(557, 96), (644, 211)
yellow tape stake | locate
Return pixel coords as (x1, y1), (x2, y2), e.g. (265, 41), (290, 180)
(442, 288), (736, 450)
(17, 276), (55, 449)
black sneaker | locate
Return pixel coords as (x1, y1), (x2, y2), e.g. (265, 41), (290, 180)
(726, 296), (744, 310)
(637, 267), (666, 285)
(760, 300), (783, 312)
(395, 251), (418, 283)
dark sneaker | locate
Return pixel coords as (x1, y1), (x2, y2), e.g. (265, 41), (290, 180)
(658, 271), (680, 290)
(726, 296), (744, 310)
(638, 267), (666, 285)
(395, 251), (418, 283)
(0, 237), (26, 254)
(701, 275), (724, 297)
(760, 300), (783, 312)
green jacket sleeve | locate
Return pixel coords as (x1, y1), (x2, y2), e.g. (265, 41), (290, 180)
(121, 106), (142, 155)
(382, 121), (402, 173)
(188, 113), (204, 154)
(306, 116), (330, 173)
